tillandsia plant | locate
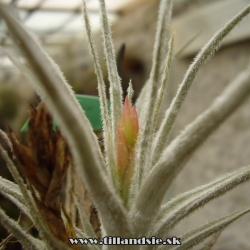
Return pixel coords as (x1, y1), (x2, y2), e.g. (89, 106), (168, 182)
(1, 0), (250, 249)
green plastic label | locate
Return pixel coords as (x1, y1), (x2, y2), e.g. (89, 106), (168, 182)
(21, 94), (110, 132)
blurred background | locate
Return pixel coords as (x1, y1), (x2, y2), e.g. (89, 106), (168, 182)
(0, 0), (250, 249)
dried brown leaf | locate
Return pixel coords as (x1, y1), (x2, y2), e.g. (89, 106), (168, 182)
(34, 197), (69, 246)
(45, 131), (70, 209)
(8, 103), (75, 248)
(28, 104), (54, 189)
(8, 128), (46, 196)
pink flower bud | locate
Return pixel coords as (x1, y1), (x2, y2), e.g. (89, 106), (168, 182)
(116, 96), (139, 203)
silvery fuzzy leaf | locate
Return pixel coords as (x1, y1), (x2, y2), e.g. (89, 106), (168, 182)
(0, 176), (30, 219)
(131, 56), (250, 236)
(130, 0), (173, 207)
(152, 165), (250, 238)
(0, 207), (44, 250)
(153, 4), (250, 165)
(165, 207), (250, 250)
(0, 4), (131, 237)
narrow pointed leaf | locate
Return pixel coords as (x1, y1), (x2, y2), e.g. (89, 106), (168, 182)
(0, 176), (30, 219)
(135, 79), (149, 119)
(73, 194), (97, 239)
(153, 4), (250, 164)
(98, 0), (123, 145)
(0, 5), (131, 237)
(200, 230), (222, 250)
(0, 128), (13, 151)
(0, 176), (23, 203)
(131, 0), (173, 204)
(167, 207), (250, 250)
(153, 165), (250, 238)
(0, 207), (44, 250)
(131, 61), (250, 236)
(152, 35), (174, 132)
(0, 144), (30, 206)
(82, 0), (116, 187)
